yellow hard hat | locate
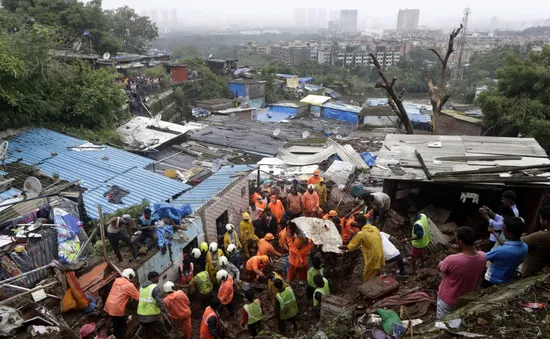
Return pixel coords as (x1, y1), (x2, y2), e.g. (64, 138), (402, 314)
(200, 242), (208, 252)
(242, 212), (250, 220)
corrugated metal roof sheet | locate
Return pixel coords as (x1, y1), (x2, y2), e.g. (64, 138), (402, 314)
(4, 128), (191, 219)
(0, 188), (21, 203)
(174, 165), (255, 212)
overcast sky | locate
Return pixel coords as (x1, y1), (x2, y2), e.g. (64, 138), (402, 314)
(96, 0), (547, 28)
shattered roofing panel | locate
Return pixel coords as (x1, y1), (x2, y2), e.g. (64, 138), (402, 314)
(4, 128), (191, 219)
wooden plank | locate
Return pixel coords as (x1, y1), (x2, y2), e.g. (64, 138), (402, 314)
(436, 155), (522, 162)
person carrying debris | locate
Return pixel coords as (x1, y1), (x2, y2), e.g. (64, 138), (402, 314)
(241, 288), (264, 339)
(302, 185), (320, 217)
(240, 212), (259, 258)
(274, 279), (299, 336)
(200, 297), (224, 339)
(206, 242), (225, 284)
(137, 271), (171, 338)
(219, 256), (240, 282)
(312, 274), (330, 308)
(436, 226), (487, 319)
(307, 257), (324, 299)
(287, 187), (303, 218)
(104, 268), (140, 338)
(223, 224), (241, 250)
(314, 179), (328, 211)
(288, 236), (315, 282)
(246, 255), (270, 280)
(226, 244), (243, 268)
(483, 217), (528, 288)
(404, 207), (432, 274)
(257, 233), (283, 258)
(521, 206), (550, 277)
(365, 192), (391, 226)
(105, 214), (140, 263)
(344, 215), (385, 281)
(268, 195), (286, 224)
(307, 169), (323, 186)
(133, 208), (158, 253)
(323, 210), (342, 234)
(163, 281), (192, 339)
(217, 270), (235, 316)
(189, 269), (214, 309)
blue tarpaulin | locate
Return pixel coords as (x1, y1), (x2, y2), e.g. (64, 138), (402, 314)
(275, 73), (298, 78)
(322, 103), (361, 124)
(229, 82), (246, 97)
(152, 203), (192, 223)
(299, 77), (313, 83)
(360, 152), (377, 167)
(269, 105), (298, 115)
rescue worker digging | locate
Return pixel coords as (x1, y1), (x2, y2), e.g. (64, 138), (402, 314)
(103, 268), (140, 339)
(206, 242), (224, 284)
(163, 281), (192, 339)
(246, 255), (270, 280)
(217, 269), (235, 317)
(257, 233), (282, 258)
(344, 215), (385, 281)
(189, 269), (214, 309)
(137, 271), (172, 338)
(405, 206), (432, 274)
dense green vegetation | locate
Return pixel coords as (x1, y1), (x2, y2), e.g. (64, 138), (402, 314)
(0, 1), (158, 142)
(477, 45), (550, 151)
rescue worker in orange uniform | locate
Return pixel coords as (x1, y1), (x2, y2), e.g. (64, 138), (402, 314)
(216, 270), (235, 316)
(287, 237), (315, 282)
(246, 255), (270, 280)
(279, 222), (296, 252)
(257, 233), (283, 258)
(104, 268), (140, 339)
(163, 281), (192, 339)
(199, 298), (223, 339)
(341, 216), (361, 244)
(268, 195), (285, 224)
(307, 169), (323, 186)
(302, 185), (320, 217)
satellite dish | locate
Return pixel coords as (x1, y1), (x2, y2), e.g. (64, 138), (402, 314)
(273, 129), (280, 137)
(102, 52), (111, 60)
(0, 141), (8, 160)
(230, 113), (236, 119)
(208, 54), (213, 58)
(302, 131), (310, 139)
(211, 159), (222, 173)
(23, 177), (42, 198)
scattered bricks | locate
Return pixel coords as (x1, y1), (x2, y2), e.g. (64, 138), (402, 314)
(320, 294), (353, 328)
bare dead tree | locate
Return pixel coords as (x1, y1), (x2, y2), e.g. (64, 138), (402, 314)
(427, 24), (463, 134)
(369, 52), (414, 134)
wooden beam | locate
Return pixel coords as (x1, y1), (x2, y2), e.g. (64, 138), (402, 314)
(415, 150), (432, 180)
(434, 164), (550, 177)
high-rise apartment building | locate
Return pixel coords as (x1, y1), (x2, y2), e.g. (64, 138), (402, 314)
(294, 8), (306, 28)
(397, 9), (420, 31)
(307, 8), (318, 30)
(340, 10), (358, 34)
(318, 9), (327, 30)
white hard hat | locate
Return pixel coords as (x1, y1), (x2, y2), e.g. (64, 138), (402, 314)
(216, 269), (228, 282)
(209, 242), (218, 252)
(121, 268), (135, 280)
(226, 244), (236, 254)
(219, 256), (228, 267)
(163, 281), (175, 293)
(226, 223), (234, 232)
(191, 248), (201, 259)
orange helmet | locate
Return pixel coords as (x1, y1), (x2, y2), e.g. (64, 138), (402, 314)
(264, 233), (274, 241)
(313, 169), (320, 175)
(261, 255), (269, 264)
(328, 210), (338, 217)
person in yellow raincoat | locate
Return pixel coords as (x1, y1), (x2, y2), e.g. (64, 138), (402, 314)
(240, 212), (259, 258)
(345, 215), (385, 281)
(223, 223), (242, 250)
(206, 242), (225, 284)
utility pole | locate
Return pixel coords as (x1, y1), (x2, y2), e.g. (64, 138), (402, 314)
(451, 7), (470, 86)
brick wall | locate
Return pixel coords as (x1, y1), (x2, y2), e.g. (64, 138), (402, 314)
(198, 176), (250, 243)
(437, 113), (483, 136)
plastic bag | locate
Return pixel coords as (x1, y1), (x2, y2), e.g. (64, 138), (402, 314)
(376, 308), (403, 335)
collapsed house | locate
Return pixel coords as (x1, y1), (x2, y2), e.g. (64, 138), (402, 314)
(370, 134), (550, 237)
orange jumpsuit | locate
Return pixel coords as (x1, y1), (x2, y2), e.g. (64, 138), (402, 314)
(246, 256), (267, 278)
(268, 199), (285, 223)
(218, 275), (234, 306)
(287, 239), (315, 282)
(307, 175), (323, 186)
(302, 191), (320, 216)
(257, 238), (280, 257)
(163, 290), (192, 339)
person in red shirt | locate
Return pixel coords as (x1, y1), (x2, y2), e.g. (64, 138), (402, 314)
(241, 289), (264, 338)
(437, 226), (487, 319)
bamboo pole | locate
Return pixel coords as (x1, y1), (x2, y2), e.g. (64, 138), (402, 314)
(98, 205), (122, 275)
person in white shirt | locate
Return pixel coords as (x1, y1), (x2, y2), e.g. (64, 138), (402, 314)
(366, 192), (391, 226)
(379, 230), (406, 276)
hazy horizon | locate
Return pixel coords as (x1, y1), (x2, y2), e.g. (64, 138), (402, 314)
(93, 0), (548, 30)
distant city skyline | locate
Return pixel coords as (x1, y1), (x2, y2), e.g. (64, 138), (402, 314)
(397, 9), (420, 31)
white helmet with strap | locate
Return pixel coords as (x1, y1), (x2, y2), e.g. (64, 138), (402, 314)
(163, 281), (175, 293)
(216, 269), (228, 282)
(209, 242), (218, 252)
(121, 268), (135, 280)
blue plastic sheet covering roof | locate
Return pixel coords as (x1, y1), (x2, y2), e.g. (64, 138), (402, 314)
(5, 128), (191, 219)
(255, 111), (294, 123)
(322, 102), (362, 124)
(174, 165), (255, 212)
(0, 188), (21, 203)
(275, 73), (298, 78)
(299, 77), (313, 83)
(268, 105), (298, 115)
